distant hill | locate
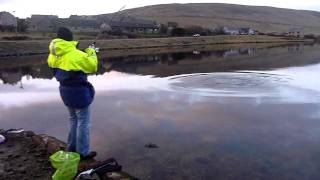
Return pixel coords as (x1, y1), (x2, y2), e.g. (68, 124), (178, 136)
(97, 3), (320, 34)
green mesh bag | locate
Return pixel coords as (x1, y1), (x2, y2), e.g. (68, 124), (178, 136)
(49, 151), (80, 180)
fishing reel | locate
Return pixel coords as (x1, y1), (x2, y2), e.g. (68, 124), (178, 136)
(89, 42), (100, 53)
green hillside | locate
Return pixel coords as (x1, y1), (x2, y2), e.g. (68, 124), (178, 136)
(99, 3), (320, 34)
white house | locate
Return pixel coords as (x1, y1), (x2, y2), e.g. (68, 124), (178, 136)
(222, 27), (240, 35)
(0, 11), (17, 27)
(287, 28), (304, 38)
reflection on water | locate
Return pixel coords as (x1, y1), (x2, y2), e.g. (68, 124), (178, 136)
(1, 68), (319, 108)
(1, 43), (320, 179)
(1, 43), (317, 85)
(108, 43), (317, 76)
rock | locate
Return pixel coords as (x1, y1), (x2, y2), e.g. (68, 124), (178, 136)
(7, 171), (14, 175)
(43, 136), (66, 154)
(31, 134), (66, 154)
(0, 129), (66, 179)
(31, 135), (45, 149)
(13, 154), (21, 159)
(5, 167), (13, 172)
(144, 143), (159, 149)
(41, 167), (51, 171)
(24, 130), (35, 137)
(0, 164), (5, 174)
(34, 153), (42, 157)
(17, 167), (27, 174)
(19, 170), (27, 174)
(6, 144), (14, 148)
(37, 159), (45, 163)
(27, 149), (35, 153)
(5, 128), (24, 134)
(7, 154), (14, 158)
(32, 174), (42, 178)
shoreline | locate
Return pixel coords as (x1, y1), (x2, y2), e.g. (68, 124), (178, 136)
(0, 35), (311, 58)
(0, 129), (137, 180)
(0, 42), (305, 70)
(0, 129), (64, 179)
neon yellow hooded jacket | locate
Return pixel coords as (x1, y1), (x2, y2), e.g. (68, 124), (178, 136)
(47, 38), (98, 74)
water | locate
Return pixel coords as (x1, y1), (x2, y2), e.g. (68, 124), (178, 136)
(1, 43), (320, 179)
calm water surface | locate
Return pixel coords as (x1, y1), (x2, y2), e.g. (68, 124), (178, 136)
(1, 43), (320, 180)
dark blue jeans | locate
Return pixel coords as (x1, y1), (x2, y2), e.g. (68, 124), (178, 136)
(67, 106), (90, 156)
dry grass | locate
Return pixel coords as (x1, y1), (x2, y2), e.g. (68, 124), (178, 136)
(0, 35), (310, 56)
(104, 3), (320, 34)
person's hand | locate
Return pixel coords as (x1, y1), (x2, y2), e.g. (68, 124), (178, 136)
(88, 44), (99, 53)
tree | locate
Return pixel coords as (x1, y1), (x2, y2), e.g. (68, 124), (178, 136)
(185, 26), (202, 35)
(159, 24), (168, 34)
(171, 28), (186, 37)
(211, 27), (225, 35)
(17, 19), (29, 32)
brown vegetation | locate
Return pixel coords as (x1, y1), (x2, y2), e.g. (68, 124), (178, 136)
(0, 35), (310, 57)
(102, 3), (320, 35)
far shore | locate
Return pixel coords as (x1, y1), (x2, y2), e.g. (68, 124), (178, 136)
(0, 35), (312, 58)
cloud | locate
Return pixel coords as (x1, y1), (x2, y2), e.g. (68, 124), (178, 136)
(0, 0), (320, 18)
(0, 0), (12, 4)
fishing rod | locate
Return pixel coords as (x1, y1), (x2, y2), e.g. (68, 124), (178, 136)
(110, 5), (127, 23)
(90, 5), (127, 50)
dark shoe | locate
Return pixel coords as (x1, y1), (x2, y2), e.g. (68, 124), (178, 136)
(81, 151), (97, 160)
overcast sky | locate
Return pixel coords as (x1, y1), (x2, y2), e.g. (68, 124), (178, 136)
(1, 0), (320, 18)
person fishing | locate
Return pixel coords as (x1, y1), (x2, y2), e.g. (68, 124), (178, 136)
(47, 27), (98, 159)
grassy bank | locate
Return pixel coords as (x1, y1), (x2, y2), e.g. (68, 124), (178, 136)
(0, 35), (311, 57)
(0, 42), (297, 70)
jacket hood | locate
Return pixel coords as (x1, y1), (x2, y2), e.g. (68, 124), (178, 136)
(49, 38), (78, 56)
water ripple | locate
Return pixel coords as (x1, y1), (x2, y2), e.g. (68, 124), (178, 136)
(167, 71), (320, 103)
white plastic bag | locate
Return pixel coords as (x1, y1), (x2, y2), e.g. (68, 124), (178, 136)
(0, 135), (5, 144)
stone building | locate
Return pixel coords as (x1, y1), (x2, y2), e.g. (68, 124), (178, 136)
(287, 28), (304, 38)
(105, 17), (159, 33)
(27, 15), (59, 32)
(57, 18), (100, 32)
(27, 14), (159, 33)
(0, 11), (17, 27)
(27, 14), (100, 32)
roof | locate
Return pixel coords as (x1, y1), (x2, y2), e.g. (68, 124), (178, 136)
(109, 21), (158, 29)
(28, 15), (99, 29)
(0, 11), (17, 26)
(0, 11), (14, 16)
(107, 17), (158, 29)
(56, 19), (99, 28)
(30, 15), (58, 20)
(27, 14), (158, 30)
(288, 27), (304, 32)
(96, 15), (158, 29)
(29, 15), (59, 26)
